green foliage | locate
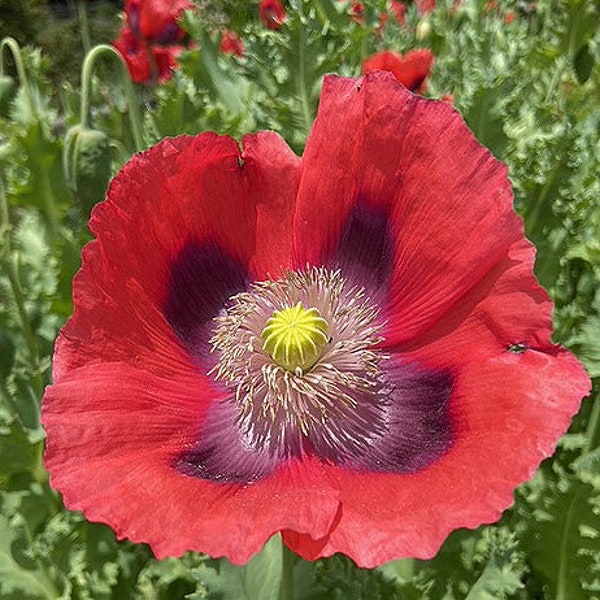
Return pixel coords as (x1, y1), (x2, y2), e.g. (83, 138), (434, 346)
(0, 0), (598, 598)
(517, 464), (600, 600)
(193, 535), (285, 600)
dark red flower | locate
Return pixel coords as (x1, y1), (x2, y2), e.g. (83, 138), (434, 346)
(390, 0), (407, 24)
(260, 0), (287, 30)
(113, 27), (183, 84)
(43, 72), (590, 566)
(362, 48), (435, 93)
(219, 30), (245, 57)
(126, 0), (193, 44)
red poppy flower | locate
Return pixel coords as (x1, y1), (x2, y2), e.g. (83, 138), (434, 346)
(390, 0), (407, 25)
(43, 72), (590, 567)
(113, 27), (183, 84)
(219, 30), (245, 57)
(260, 0), (287, 30)
(504, 11), (515, 24)
(350, 1), (366, 25)
(126, 0), (193, 44)
(362, 48), (435, 93)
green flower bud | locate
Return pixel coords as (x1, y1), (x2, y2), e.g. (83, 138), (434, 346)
(416, 19), (431, 41)
(0, 74), (15, 115)
(63, 125), (111, 213)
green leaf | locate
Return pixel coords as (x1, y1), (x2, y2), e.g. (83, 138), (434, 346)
(574, 43), (594, 85)
(573, 448), (600, 490)
(0, 422), (39, 476)
(193, 534), (283, 600)
(0, 514), (57, 599)
(0, 327), (16, 378)
(463, 540), (525, 600)
(520, 469), (600, 600)
(570, 313), (600, 377)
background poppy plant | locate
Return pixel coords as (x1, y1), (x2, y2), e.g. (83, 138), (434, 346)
(42, 71), (590, 567)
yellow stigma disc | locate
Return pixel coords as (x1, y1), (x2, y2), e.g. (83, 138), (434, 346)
(261, 302), (329, 373)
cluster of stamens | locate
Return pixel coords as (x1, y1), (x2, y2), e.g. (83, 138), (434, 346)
(209, 267), (390, 459)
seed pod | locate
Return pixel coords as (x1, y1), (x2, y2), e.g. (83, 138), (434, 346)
(63, 125), (111, 213)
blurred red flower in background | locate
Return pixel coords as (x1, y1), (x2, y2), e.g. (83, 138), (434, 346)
(363, 48), (434, 93)
(113, 27), (183, 84)
(390, 1), (407, 24)
(113, 0), (194, 84)
(260, 0), (287, 29)
(219, 30), (245, 57)
(43, 72), (590, 566)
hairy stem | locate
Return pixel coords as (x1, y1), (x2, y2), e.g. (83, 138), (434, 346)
(280, 538), (295, 600)
(79, 44), (144, 150)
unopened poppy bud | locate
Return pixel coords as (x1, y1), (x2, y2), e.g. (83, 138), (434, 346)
(416, 19), (431, 40)
(63, 125), (111, 212)
(0, 74), (14, 115)
(262, 302), (329, 373)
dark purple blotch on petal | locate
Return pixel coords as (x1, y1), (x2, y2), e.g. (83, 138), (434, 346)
(155, 21), (180, 44)
(163, 241), (248, 363)
(128, 5), (140, 37)
(347, 363), (453, 473)
(331, 201), (394, 297)
(174, 398), (282, 483)
(175, 358), (453, 484)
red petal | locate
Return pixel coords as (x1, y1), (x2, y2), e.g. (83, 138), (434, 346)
(59, 131), (298, 373)
(113, 28), (152, 84)
(283, 349), (588, 567)
(283, 236), (591, 566)
(260, 0), (287, 29)
(295, 72), (523, 345)
(127, 0), (193, 42)
(43, 363), (341, 561)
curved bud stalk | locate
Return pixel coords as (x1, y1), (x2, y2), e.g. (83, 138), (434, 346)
(0, 37), (33, 113)
(79, 44), (144, 151)
(63, 44), (146, 211)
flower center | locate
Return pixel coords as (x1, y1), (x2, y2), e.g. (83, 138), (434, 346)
(209, 267), (389, 459)
(261, 302), (329, 373)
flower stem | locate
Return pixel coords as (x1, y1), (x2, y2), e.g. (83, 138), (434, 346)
(280, 538), (295, 600)
(79, 44), (144, 151)
(0, 37), (34, 113)
(583, 392), (600, 454)
(544, 55), (567, 105)
(295, 0), (312, 136)
(77, 0), (92, 55)
(0, 176), (42, 390)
